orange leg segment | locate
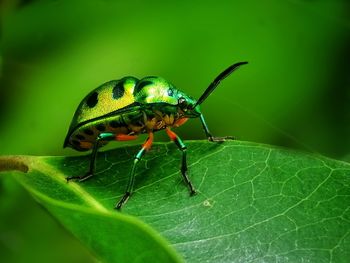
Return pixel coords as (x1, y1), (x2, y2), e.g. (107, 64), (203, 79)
(166, 127), (177, 141)
(142, 132), (154, 151)
(173, 117), (188, 128)
(115, 134), (138, 141)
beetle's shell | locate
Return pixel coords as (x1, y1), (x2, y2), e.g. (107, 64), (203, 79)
(69, 77), (138, 129)
(64, 76), (183, 151)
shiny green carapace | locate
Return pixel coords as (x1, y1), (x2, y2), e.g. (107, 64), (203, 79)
(64, 62), (248, 209)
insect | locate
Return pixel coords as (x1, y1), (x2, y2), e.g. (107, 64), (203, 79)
(64, 61), (248, 209)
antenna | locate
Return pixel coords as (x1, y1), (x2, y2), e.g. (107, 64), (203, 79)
(193, 61), (248, 108)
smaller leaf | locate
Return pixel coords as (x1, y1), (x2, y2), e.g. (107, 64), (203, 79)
(0, 156), (183, 263)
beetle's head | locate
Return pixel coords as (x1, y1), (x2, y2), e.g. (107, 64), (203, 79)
(176, 92), (201, 118)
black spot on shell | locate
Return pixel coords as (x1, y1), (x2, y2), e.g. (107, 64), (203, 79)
(96, 124), (106, 131)
(86, 92), (98, 108)
(112, 81), (125, 100)
(84, 129), (94, 136)
(134, 80), (153, 95)
(76, 134), (85, 140)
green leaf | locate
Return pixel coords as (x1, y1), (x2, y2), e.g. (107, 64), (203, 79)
(1, 140), (349, 262)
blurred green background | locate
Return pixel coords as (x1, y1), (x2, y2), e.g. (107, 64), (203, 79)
(1, 0), (349, 262)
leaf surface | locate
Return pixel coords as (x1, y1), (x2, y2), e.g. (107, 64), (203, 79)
(1, 140), (349, 262)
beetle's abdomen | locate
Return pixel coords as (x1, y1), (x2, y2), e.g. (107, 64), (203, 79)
(66, 109), (152, 151)
(66, 114), (130, 151)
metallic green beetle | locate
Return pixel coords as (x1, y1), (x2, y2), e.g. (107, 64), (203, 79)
(64, 61), (247, 209)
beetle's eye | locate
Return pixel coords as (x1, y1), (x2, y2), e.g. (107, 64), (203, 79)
(178, 97), (188, 111)
(178, 97), (187, 105)
(168, 88), (174, 96)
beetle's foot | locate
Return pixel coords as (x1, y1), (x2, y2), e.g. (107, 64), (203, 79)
(115, 192), (131, 210)
(66, 172), (93, 182)
(190, 188), (197, 196)
(208, 136), (235, 142)
(186, 176), (196, 196)
(180, 168), (196, 196)
(186, 181), (196, 196)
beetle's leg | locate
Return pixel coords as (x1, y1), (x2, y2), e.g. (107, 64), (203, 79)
(116, 132), (154, 210)
(166, 128), (196, 195)
(199, 114), (234, 142)
(66, 132), (116, 182)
